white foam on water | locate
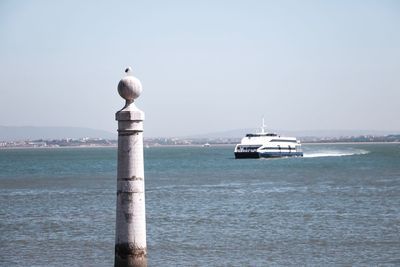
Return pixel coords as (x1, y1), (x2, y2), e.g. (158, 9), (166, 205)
(303, 149), (369, 158)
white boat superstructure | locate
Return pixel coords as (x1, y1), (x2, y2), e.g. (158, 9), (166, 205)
(234, 120), (303, 159)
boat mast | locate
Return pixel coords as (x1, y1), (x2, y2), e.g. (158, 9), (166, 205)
(261, 117), (266, 133)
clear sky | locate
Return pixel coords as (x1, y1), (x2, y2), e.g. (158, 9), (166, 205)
(1, 0), (399, 137)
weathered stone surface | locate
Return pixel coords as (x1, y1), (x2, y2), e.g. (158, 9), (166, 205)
(115, 69), (147, 267)
(115, 242), (147, 267)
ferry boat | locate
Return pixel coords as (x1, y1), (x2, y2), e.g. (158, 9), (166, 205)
(234, 120), (303, 159)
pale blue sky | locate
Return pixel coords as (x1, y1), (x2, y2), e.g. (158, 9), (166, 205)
(1, 0), (399, 137)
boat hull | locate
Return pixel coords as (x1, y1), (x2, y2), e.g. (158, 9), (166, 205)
(235, 151), (303, 159)
(234, 152), (260, 159)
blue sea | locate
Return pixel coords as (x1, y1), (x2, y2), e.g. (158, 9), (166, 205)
(1, 144), (400, 266)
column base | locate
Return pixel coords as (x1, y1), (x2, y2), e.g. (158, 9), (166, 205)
(115, 243), (147, 267)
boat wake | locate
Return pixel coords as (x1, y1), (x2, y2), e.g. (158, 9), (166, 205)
(303, 149), (369, 158)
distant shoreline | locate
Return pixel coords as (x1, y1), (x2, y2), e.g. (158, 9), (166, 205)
(1, 141), (400, 150)
(303, 141), (400, 145)
(0, 145), (117, 150)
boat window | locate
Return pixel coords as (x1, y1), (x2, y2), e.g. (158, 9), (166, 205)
(261, 147), (293, 150)
(270, 139), (297, 143)
(246, 133), (277, 137)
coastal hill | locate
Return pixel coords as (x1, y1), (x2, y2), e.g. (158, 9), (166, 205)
(185, 128), (399, 139)
(0, 126), (116, 141)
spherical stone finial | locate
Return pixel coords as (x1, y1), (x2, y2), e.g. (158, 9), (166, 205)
(118, 67), (142, 102)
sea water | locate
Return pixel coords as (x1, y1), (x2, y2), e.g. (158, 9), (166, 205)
(0, 144), (399, 266)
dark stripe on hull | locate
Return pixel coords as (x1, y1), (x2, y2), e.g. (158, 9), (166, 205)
(234, 152), (260, 159)
(259, 152), (303, 158)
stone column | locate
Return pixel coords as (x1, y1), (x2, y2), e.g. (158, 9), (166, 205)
(114, 67), (147, 267)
